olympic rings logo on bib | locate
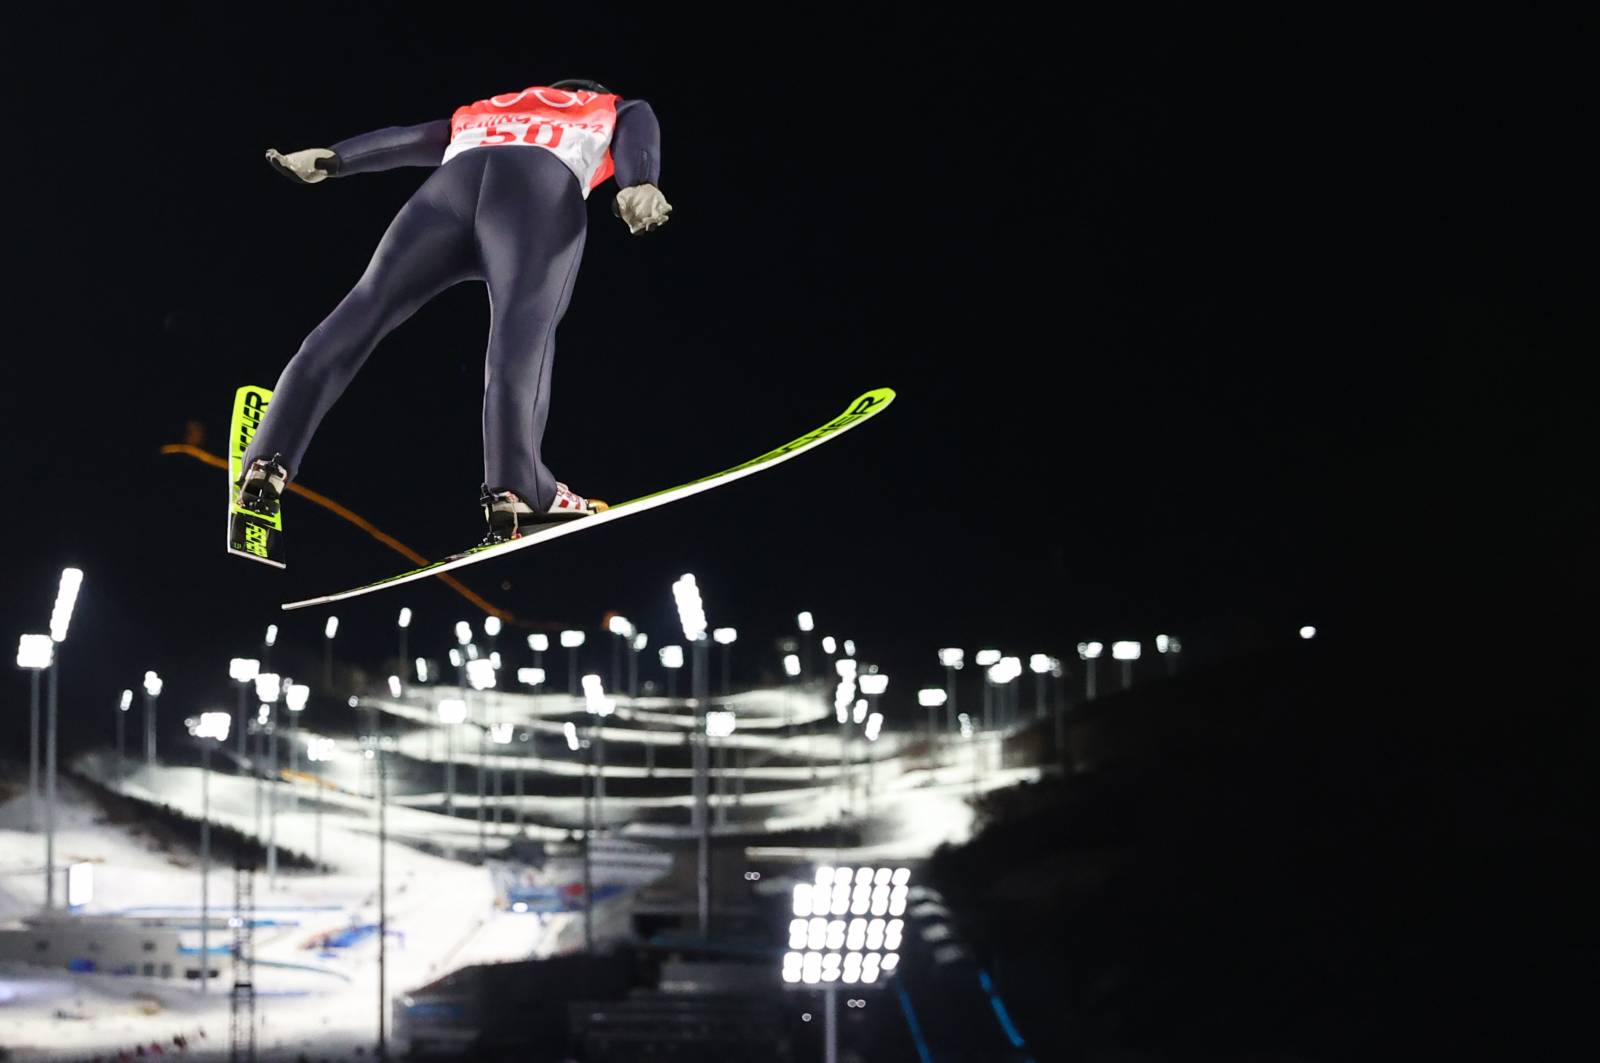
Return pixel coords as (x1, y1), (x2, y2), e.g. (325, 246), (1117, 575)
(444, 87), (619, 196)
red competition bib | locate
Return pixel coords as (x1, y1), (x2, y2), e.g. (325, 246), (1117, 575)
(442, 87), (619, 196)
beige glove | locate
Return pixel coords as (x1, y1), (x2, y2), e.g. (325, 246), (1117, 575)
(265, 147), (340, 185)
(615, 183), (673, 234)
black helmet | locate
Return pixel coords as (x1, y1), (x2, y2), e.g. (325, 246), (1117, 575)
(550, 78), (613, 95)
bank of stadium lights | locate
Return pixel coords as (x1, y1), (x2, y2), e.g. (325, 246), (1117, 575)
(1077, 642), (1103, 660)
(1111, 642), (1140, 661)
(858, 674), (888, 696)
(1155, 634), (1180, 655)
(784, 866), (911, 987)
(582, 674), (615, 717)
(975, 649), (1001, 668)
(229, 658), (259, 684)
(455, 622), (472, 647)
(436, 699), (467, 725)
(659, 645), (684, 670)
(563, 722), (580, 751)
(938, 648), (965, 670)
(1030, 654), (1052, 675)
(49, 568), (84, 643)
(517, 667), (546, 687)
(285, 684), (309, 713)
(784, 654), (802, 678)
(527, 634), (549, 653)
(388, 676), (402, 698)
(986, 657), (1022, 684)
(798, 612), (815, 633)
(307, 737), (338, 763)
(465, 644), (480, 661)
(607, 615), (636, 639)
(484, 616), (502, 638)
(1300, 626), (1317, 640)
(632, 632), (648, 652)
(254, 672), (281, 705)
(821, 636), (837, 655)
(144, 671), (163, 697)
(673, 575), (707, 642)
(17, 634), (53, 669)
(714, 627), (737, 646)
(119, 689), (133, 713)
(918, 689), (947, 709)
(466, 658), (496, 691)
(560, 630), (585, 649)
(490, 652), (502, 671)
(190, 712), (231, 742)
(958, 713), (974, 737)
(491, 722), (514, 745)
(706, 710), (737, 738)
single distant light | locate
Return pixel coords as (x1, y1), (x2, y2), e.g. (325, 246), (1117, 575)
(821, 637), (837, 655)
(843, 640), (856, 657)
(512, 902), (528, 913)
(437, 699), (467, 725)
(660, 645), (684, 669)
(783, 654), (801, 677)
(563, 722), (580, 751)
(1155, 634), (1171, 654)
(632, 632), (649, 651)
(864, 713), (883, 741)
(1111, 641), (1141, 661)
(561, 630), (585, 649)
(858, 674), (888, 696)
(918, 688), (946, 707)
(285, 683), (310, 713)
(518, 667), (546, 687)
(1300, 625), (1317, 640)
(388, 676), (402, 698)
(455, 622), (472, 646)
(415, 658), (430, 683)
(528, 634), (549, 652)
(67, 863), (93, 908)
(1030, 654), (1052, 673)
(449, 649), (463, 668)
(396, 608), (412, 629)
(490, 652), (502, 671)
(264, 624), (279, 647)
(713, 627), (737, 645)
(324, 617), (339, 640)
(975, 649), (1001, 667)
(797, 612), (815, 632)
(119, 689), (133, 712)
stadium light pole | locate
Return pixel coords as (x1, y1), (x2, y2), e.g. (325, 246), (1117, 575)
(672, 574), (711, 938)
(261, 623), (278, 674)
(16, 635), (52, 832)
(230, 657), (260, 762)
(43, 567), (84, 910)
(1077, 642), (1103, 701)
(1155, 634), (1181, 676)
(714, 627), (738, 697)
(323, 615), (339, 687)
(286, 683), (309, 813)
(306, 737), (337, 868)
(974, 650), (1001, 731)
(467, 659), (496, 860)
(515, 667), (546, 832)
(797, 612), (815, 682)
(142, 671), (162, 771)
(606, 615), (634, 702)
(438, 697), (466, 820)
(659, 645), (683, 778)
(918, 688), (946, 770)
(1112, 641), (1140, 690)
(858, 674), (888, 812)
(187, 711), (230, 995)
(255, 671), (282, 887)
(1029, 654), (1052, 720)
(117, 688), (132, 771)
(938, 649), (964, 739)
(395, 608), (412, 693)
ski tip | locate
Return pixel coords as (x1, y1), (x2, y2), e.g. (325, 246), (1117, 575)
(227, 546), (287, 570)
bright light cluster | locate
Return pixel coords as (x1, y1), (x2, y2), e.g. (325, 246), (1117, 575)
(466, 658), (496, 691)
(517, 667), (546, 687)
(706, 710), (736, 738)
(190, 711), (231, 742)
(783, 865), (911, 987)
(50, 568), (83, 643)
(582, 674), (614, 716)
(673, 574), (707, 642)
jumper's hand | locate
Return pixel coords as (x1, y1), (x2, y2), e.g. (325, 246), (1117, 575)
(265, 148), (340, 185)
(615, 183), (672, 234)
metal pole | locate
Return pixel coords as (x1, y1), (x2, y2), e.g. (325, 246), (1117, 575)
(477, 724), (486, 861)
(444, 723), (455, 818)
(1036, 671), (1046, 720)
(1086, 659), (1097, 701)
(116, 694), (125, 773)
(945, 666), (956, 736)
(515, 734), (525, 834)
(398, 627), (408, 695)
(568, 648), (577, 698)
(595, 718), (606, 831)
(289, 710), (299, 814)
(145, 691), (156, 769)
(201, 740), (211, 995)
(237, 682), (247, 761)
(45, 658), (58, 909)
(1121, 659), (1133, 691)
(583, 722), (594, 954)
(824, 983), (839, 1063)
(267, 705), (278, 888)
(315, 771), (324, 870)
(377, 737), (388, 1060)
(29, 670), (39, 831)
(694, 640), (710, 939)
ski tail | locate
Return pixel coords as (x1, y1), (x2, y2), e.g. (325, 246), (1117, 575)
(227, 385), (286, 568)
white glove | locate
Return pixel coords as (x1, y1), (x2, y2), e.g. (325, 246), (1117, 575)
(265, 147), (339, 185)
(615, 183), (673, 234)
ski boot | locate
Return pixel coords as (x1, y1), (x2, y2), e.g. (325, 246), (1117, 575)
(228, 454), (289, 568)
(480, 484), (608, 546)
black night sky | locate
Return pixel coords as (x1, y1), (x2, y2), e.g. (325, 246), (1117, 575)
(0, 8), (1586, 745)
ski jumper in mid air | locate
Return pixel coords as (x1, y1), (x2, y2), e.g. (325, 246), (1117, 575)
(235, 79), (671, 551)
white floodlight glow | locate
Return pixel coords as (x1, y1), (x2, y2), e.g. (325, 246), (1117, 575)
(938, 648), (965, 669)
(918, 688), (947, 707)
(632, 632), (649, 651)
(798, 612), (815, 633)
(466, 644), (479, 660)
(517, 667), (546, 687)
(583, 674), (615, 716)
(415, 657), (430, 683)
(229, 657), (260, 683)
(713, 627), (737, 645)
(563, 722), (580, 751)
(348, 696), (359, 708)
(1155, 635), (1170, 654)
(672, 575), (707, 642)
(815, 866), (835, 886)
(1078, 641), (1103, 660)
(793, 883), (813, 916)
(958, 712), (973, 737)
(256, 704), (270, 724)
(789, 918), (809, 948)
(783, 654), (802, 677)
(490, 652), (502, 670)
(16, 635), (53, 670)
(706, 710), (736, 738)
(607, 615), (635, 638)
(119, 689), (133, 712)
(858, 674), (888, 696)
(890, 885), (908, 916)
(835, 659), (858, 679)
(324, 617), (339, 640)
(844, 640), (856, 657)
(975, 649), (1001, 667)
(144, 671), (163, 697)
(449, 648), (463, 668)
(821, 636), (837, 655)
(1030, 654), (1052, 673)
(307, 737), (337, 763)
(560, 629), (585, 649)
(285, 683), (310, 713)
(528, 634), (549, 652)
(437, 699), (467, 725)
(864, 712), (882, 740)
(254, 672), (281, 703)
(264, 624), (279, 648)
(483, 616), (502, 638)
(67, 863), (92, 908)
(1112, 641), (1141, 661)
(783, 952), (803, 983)
(1300, 625), (1317, 640)
(388, 675), (402, 698)
(874, 868), (892, 886)
(397, 608), (412, 629)
(455, 622), (472, 646)
(466, 658), (496, 691)
(659, 645), (684, 670)
(491, 722), (514, 744)
(892, 868), (910, 886)
(803, 953), (821, 984)
(191, 711), (231, 742)
(49, 568), (83, 643)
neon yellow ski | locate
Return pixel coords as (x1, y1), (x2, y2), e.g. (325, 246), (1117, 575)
(227, 385), (285, 568)
(282, 387), (895, 610)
